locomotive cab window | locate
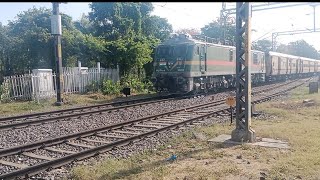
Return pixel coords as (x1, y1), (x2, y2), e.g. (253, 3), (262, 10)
(229, 50), (233, 62)
(253, 53), (258, 64)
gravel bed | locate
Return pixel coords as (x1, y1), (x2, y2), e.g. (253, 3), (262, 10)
(30, 149), (66, 159)
(0, 80), (306, 178)
(0, 93), (230, 148)
(82, 135), (113, 142)
(30, 115), (231, 180)
(0, 165), (19, 175)
(72, 139), (102, 147)
(51, 144), (88, 153)
(0, 154), (47, 168)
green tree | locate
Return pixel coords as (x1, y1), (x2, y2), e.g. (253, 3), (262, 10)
(62, 29), (107, 67)
(287, 40), (319, 59)
(252, 40), (272, 52)
(89, 2), (171, 78)
(201, 17), (235, 45)
(276, 43), (290, 54)
(142, 15), (173, 41)
(7, 7), (54, 73)
(74, 13), (95, 35)
(0, 23), (12, 78)
(5, 7), (107, 74)
(276, 40), (320, 60)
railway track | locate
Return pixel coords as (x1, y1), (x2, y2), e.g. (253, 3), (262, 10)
(0, 78), (310, 179)
(0, 94), (177, 125)
(0, 79), (302, 131)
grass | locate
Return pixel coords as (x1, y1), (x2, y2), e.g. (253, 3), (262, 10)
(0, 91), (156, 117)
(70, 85), (320, 180)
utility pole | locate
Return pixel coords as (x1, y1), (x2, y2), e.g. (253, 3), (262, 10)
(220, 2), (227, 45)
(51, 3), (63, 106)
(311, 4), (317, 32)
(271, 32), (278, 51)
(231, 2), (255, 143)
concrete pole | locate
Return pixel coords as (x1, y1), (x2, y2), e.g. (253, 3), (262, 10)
(97, 62), (101, 91)
(78, 61), (82, 73)
(51, 2), (63, 106)
(97, 62), (101, 73)
(78, 61), (82, 92)
(313, 5), (316, 32)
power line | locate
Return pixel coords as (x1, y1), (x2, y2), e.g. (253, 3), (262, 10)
(252, 29), (275, 42)
(153, 4), (194, 17)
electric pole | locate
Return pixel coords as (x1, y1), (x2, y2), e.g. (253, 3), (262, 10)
(311, 4), (317, 31)
(231, 2), (255, 143)
(220, 2), (227, 45)
(51, 3), (63, 106)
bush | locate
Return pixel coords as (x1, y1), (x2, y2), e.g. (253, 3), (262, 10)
(86, 81), (100, 93)
(101, 74), (155, 96)
(0, 81), (11, 103)
(120, 74), (153, 94)
(101, 80), (121, 95)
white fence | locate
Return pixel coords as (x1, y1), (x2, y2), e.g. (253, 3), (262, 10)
(0, 66), (119, 101)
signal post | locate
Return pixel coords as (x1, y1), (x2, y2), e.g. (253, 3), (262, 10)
(51, 2), (63, 106)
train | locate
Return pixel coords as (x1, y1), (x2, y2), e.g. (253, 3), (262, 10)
(151, 33), (320, 94)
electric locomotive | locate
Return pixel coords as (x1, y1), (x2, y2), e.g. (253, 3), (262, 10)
(152, 33), (320, 94)
(152, 33), (265, 94)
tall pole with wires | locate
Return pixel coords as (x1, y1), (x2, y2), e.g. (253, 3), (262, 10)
(311, 4), (317, 32)
(220, 3), (227, 45)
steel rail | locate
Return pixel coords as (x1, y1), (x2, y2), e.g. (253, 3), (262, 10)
(0, 95), (185, 130)
(0, 100), (226, 157)
(0, 77), (302, 123)
(0, 79), (302, 131)
(0, 79), (309, 179)
(0, 94), (176, 122)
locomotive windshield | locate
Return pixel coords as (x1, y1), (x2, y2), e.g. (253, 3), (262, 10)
(173, 45), (187, 58)
(156, 45), (188, 60)
(156, 46), (172, 57)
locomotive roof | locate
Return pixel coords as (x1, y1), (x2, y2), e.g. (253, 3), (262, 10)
(159, 35), (264, 54)
(268, 51), (319, 61)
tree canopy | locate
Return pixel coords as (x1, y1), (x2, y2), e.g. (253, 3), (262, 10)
(253, 39), (320, 59)
(0, 3), (173, 80)
(88, 2), (172, 76)
(201, 17), (235, 45)
(0, 3), (319, 83)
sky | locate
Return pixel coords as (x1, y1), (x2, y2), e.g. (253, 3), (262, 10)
(0, 2), (320, 51)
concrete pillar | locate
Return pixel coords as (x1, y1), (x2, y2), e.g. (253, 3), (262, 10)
(97, 62), (101, 73)
(78, 61), (82, 92)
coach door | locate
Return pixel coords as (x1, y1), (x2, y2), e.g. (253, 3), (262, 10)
(200, 44), (206, 73)
(278, 57), (281, 75)
(288, 59), (291, 74)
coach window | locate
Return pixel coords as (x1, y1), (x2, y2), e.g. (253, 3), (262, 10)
(253, 53), (258, 64)
(229, 50), (233, 62)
